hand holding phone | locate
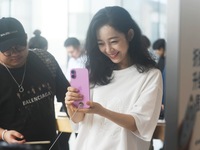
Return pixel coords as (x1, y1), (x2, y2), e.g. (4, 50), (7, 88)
(70, 68), (90, 108)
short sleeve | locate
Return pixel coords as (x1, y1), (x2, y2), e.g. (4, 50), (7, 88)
(130, 69), (163, 141)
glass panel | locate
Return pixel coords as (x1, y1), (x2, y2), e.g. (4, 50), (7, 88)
(0, 0), (167, 75)
(0, 0), (11, 17)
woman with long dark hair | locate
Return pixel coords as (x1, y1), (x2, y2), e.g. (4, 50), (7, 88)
(65, 6), (163, 150)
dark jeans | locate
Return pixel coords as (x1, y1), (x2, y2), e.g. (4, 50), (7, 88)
(58, 132), (71, 150)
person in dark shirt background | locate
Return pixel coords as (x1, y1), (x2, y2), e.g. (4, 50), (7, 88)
(28, 29), (48, 51)
(152, 38), (166, 73)
(0, 17), (69, 150)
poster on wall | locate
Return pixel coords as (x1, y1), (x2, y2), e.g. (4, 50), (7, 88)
(176, 0), (200, 147)
(178, 48), (200, 150)
(164, 0), (200, 149)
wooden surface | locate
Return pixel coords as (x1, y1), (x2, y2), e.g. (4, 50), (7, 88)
(153, 119), (165, 141)
(56, 112), (73, 133)
(56, 113), (166, 142)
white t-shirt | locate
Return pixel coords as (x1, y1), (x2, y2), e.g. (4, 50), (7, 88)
(72, 65), (163, 150)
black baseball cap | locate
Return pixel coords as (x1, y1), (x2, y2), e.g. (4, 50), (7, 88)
(0, 17), (27, 52)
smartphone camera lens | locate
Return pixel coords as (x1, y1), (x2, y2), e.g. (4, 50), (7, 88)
(71, 70), (76, 74)
(71, 74), (76, 79)
(71, 70), (76, 79)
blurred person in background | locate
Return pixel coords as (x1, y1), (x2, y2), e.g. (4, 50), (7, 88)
(64, 37), (86, 81)
(152, 38), (166, 120)
(28, 29), (48, 51)
(152, 38), (166, 73)
(141, 35), (151, 50)
(141, 35), (157, 61)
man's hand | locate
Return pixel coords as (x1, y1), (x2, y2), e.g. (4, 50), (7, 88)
(3, 130), (26, 144)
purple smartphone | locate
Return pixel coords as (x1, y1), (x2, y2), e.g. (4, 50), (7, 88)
(70, 68), (90, 108)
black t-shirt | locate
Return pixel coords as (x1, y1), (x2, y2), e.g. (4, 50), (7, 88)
(0, 50), (70, 149)
(158, 56), (165, 73)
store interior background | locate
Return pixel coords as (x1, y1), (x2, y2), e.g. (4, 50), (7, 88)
(0, 0), (167, 74)
(0, 0), (167, 149)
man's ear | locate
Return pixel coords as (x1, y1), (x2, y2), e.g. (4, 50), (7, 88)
(127, 29), (134, 41)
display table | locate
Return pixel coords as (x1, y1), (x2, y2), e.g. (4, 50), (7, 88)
(56, 112), (73, 133)
(56, 113), (166, 142)
(153, 119), (165, 141)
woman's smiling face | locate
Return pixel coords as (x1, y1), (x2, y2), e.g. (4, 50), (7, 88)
(97, 25), (131, 69)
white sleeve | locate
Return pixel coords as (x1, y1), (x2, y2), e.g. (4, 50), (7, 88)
(130, 70), (163, 141)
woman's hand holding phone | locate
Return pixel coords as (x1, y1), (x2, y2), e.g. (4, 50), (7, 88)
(65, 86), (87, 122)
(65, 86), (84, 110)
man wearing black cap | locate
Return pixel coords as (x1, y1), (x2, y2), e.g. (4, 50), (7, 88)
(0, 17), (70, 150)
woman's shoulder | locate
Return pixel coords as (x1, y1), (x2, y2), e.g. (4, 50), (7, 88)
(130, 65), (161, 75)
(146, 68), (162, 81)
(149, 67), (162, 75)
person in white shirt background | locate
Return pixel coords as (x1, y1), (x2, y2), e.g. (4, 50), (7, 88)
(64, 37), (86, 81)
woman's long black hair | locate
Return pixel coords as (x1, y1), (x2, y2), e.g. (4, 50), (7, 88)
(85, 6), (157, 86)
